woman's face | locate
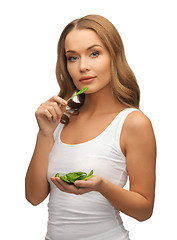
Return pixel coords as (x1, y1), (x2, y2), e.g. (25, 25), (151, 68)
(65, 29), (111, 94)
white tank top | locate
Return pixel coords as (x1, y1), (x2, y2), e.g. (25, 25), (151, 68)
(46, 108), (138, 240)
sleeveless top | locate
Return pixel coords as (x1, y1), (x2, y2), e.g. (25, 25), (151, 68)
(46, 108), (138, 240)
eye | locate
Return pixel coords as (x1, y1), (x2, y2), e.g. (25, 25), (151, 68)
(90, 51), (100, 58)
(67, 56), (78, 62)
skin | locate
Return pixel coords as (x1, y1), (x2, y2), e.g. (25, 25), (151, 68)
(26, 29), (156, 222)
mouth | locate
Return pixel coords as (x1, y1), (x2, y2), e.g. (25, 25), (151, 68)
(79, 76), (96, 83)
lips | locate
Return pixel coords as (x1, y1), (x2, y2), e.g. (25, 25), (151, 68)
(79, 76), (96, 81)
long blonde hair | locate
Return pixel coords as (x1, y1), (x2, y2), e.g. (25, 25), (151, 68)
(56, 14), (140, 124)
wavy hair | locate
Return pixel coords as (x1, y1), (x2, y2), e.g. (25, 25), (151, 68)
(56, 14), (140, 124)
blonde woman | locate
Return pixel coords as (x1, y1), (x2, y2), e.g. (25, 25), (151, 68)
(25, 15), (156, 240)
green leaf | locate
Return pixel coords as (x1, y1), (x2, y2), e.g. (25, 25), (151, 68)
(87, 170), (93, 177)
(82, 175), (94, 181)
(66, 172), (87, 182)
(54, 170), (94, 188)
(61, 175), (71, 183)
(66, 87), (88, 102)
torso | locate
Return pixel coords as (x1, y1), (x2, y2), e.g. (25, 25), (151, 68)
(47, 107), (138, 239)
(60, 108), (127, 154)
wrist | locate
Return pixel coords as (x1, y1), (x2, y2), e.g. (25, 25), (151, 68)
(37, 130), (53, 139)
(97, 177), (108, 194)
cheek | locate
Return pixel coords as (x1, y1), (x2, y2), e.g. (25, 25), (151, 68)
(67, 63), (72, 76)
(98, 59), (111, 80)
(67, 64), (76, 79)
(67, 64), (80, 88)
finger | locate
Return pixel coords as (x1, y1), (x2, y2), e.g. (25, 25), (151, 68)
(42, 109), (53, 121)
(49, 102), (61, 116)
(56, 178), (77, 191)
(60, 104), (67, 113)
(48, 95), (67, 106)
(35, 107), (51, 121)
(74, 179), (93, 188)
(50, 102), (66, 120)
(47, 100), (67, 121)
(52, 177), (92, 195)
(47, 105), (58, 121)
(55, 178), (85, 194)
(52, 177), (77, 193)
(51, 177), (65, 192)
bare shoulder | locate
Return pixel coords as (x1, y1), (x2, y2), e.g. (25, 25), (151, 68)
(121, 110), (156, 155)
(124, 110), (153, 133)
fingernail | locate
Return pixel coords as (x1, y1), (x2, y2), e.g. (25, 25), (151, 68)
(62, 101), (67, 106)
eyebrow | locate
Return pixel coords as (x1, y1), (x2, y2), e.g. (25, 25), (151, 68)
(65, 44), (102, 54)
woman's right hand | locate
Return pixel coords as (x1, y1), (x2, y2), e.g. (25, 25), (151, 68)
(35, 95), (67, 137)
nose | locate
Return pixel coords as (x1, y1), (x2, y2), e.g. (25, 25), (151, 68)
(79, 56), (90, 72)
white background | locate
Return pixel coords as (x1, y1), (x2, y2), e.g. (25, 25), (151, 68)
(0, 0), (176, 239)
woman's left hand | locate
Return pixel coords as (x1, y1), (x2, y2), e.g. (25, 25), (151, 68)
(50, 175), (103, 195)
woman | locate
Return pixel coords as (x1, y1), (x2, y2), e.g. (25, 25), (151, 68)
(25, 15), (156, 240)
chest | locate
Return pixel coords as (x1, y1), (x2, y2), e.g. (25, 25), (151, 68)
(60, 114), (117, 145)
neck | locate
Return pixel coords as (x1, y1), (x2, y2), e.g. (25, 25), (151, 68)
(80, 84), (125, 115)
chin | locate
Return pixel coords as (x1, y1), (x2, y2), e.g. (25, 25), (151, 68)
(83, 86), (97, 94)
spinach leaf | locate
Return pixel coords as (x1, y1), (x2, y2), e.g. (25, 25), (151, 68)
(66, 87), (88, 102)
(55, 170), (94, 188)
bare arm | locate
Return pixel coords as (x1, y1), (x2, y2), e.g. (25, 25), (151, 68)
(98, 111), (156, 221)
(25, 96), (67, 206)
(25, 133), (53, 206)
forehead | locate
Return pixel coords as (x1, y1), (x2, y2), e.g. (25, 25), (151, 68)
(65, 29), (104, 51)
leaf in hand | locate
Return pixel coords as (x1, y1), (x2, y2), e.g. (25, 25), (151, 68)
(55, 170), (94, 189)
(66, 87), (88, 102)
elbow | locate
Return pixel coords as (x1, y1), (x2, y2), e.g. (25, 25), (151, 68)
(25, 190), (48, 206)
(136, 213), (152, 222)
(25, 195), (40, 206)
(25, 191), (41, 206)
(136, 207), (154, 222)
(27, 199), (40, 206)
(25, 185), (49, 206)
(26, 196), (42, 206)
